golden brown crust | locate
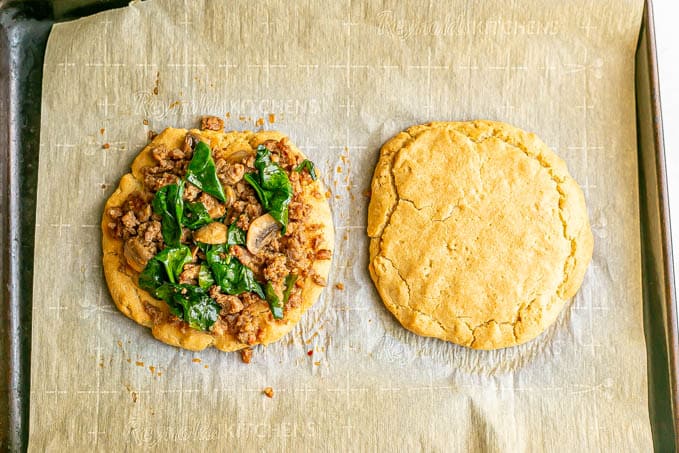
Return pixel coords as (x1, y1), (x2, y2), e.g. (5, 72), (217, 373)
(102, 128), (334, 352)
(368, 120), (593, 350)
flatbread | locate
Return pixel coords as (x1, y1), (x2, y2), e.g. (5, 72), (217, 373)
(367, 121), (593, 350)
(102, 128), (334, 352)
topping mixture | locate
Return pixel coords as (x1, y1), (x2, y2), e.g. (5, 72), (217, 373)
(107, 124), (329, 345)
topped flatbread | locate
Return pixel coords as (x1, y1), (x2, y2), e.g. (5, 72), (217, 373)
(368, 121), (593, 350)
(102, 118), (333, 354)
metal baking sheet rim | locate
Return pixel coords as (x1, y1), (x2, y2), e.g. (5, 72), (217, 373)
(639, 0), (679, 444)
(0, 0), (676, 450)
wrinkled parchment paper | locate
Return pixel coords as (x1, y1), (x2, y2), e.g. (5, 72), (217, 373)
(30, 0), (650, 450)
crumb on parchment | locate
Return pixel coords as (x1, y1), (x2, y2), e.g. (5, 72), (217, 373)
(240, 347), (253, 364)
(201, 115), (224, 131)
(263, 387), (274, 398)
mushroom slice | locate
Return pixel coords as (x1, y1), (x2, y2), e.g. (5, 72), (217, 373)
(182, 132), (201, 153)
(193, 222), (227, 244)
(224, 185), (236, 208)
(225, 149), (253, 164)
(246, 213), (281, 255)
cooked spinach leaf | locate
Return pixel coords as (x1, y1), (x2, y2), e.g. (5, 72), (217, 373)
(185, 141), (226, 202)
(264, 274), (296, 320)
(153, 283), (220, 331)
(202, 244), (264, 298)
(138, 246), (218, 331)
(202, 243), (230, 286)
(264, 281), (284, 319)
(283, 274), (298, 304)
(198, 263), (214, 289)
(182, 201), (212, 230)
(244, 145), (293, 233)
(150, 282), (174, 301)
(152, 143), (223, 239)
(153, 245), (193, 284)
(138, 259), (165, 293)
(243, 172), (267, 205)
(138, 245), (192, 290)
(294, 159), (317, 181)
(152, 180), (185, 246)
(179, 288), (220, 330)
(227, 223), (246, 246)
(241, 265), (265, 299)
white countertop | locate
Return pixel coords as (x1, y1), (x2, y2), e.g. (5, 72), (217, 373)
(652, 0), (678, 292)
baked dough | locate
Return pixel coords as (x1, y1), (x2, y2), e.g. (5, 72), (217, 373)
(102, 127), (333, 352)
(367, 121), (593, 350)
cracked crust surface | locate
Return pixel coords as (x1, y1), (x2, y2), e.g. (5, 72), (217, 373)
(367, 121), (593, 350)
(102, 128), (334, 351)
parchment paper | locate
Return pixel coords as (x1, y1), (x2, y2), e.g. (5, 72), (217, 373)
(29, 0), (650, 450)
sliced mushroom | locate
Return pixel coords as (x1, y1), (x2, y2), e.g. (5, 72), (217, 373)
(193, 222), (227, 244)
(224, 185), (236, 208)
(246, 213), (281, 255)
(225, 148), (254, 164)
(123, 237), (155, 273)
(182, 132), (200, 154)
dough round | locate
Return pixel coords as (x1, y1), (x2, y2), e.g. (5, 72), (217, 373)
(367, 121), (593, 350)
(102, 127), (333, 352)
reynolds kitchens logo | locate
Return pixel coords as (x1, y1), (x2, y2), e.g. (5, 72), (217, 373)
(376, 10), (559, 40)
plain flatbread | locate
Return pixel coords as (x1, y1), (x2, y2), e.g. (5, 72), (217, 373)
(367, 120), (593, 350)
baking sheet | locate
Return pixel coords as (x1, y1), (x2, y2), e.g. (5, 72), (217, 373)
(29, 0), (650, 450)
